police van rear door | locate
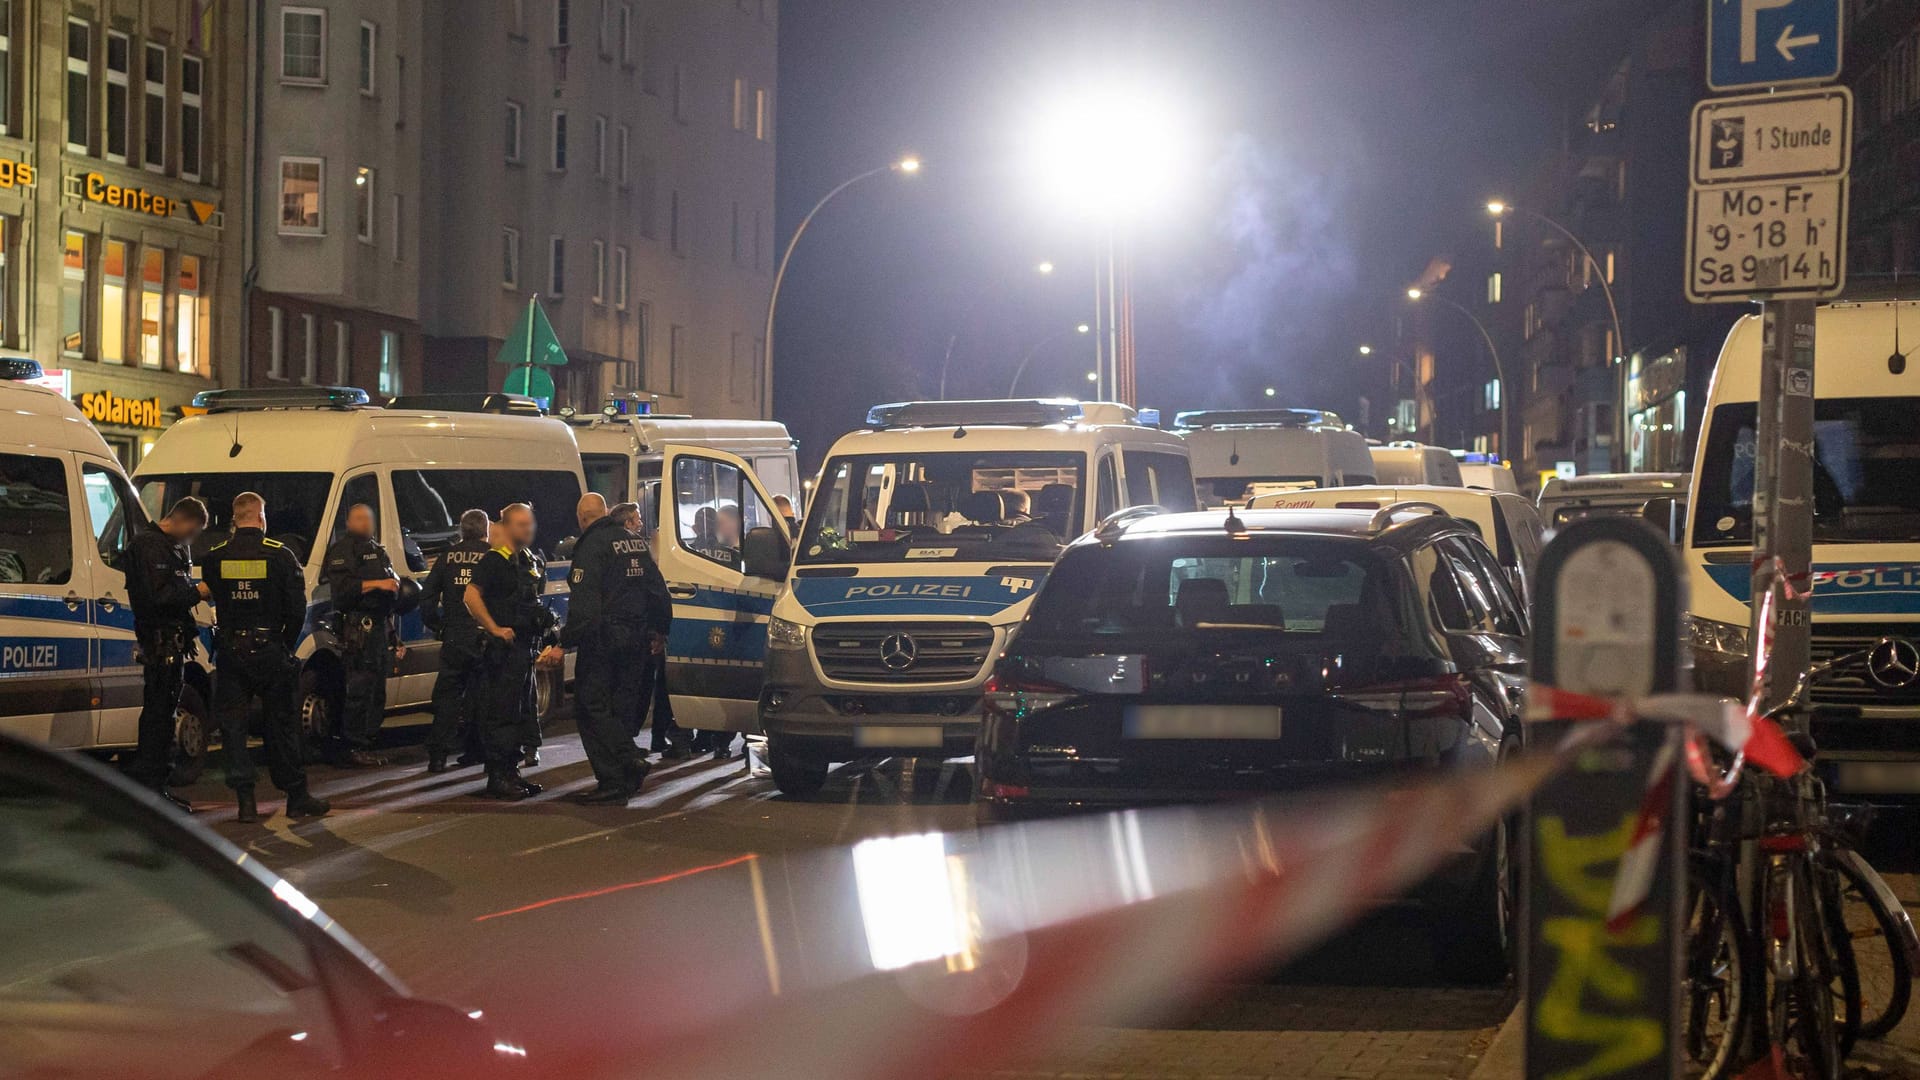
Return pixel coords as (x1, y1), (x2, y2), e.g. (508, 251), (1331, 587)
(655, 444), (790, 734)
(0, 447), (97, 747)
(76, 456), (149, 747)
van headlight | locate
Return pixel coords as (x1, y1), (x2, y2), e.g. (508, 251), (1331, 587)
(768, 616), (810, 650)
(1687, 615), (1750, 659)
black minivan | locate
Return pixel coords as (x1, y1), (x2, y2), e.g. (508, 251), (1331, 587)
(975, 504), (1529, 978)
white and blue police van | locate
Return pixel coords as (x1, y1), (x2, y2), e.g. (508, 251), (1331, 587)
(1175, 408), (1376, 506)
(1686, 299), (1920, 803)
(692, 398), (1195, 797)
(133, 386), (587, 754)
(0, 358), (174, 765)
(562, 395), (802, 508)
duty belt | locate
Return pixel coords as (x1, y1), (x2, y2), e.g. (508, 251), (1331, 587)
(222, 627), (280, 643)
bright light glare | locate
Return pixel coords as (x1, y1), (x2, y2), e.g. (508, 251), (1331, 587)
(1075, 323), (1091, 334)
(1485, 200), (1508, 216)
(1358, 345), (1373, 355)
(1036, 260), (1055, 275)
(1024, 81), (1190, 220)
(1264, 387), (1277, 397)
(896, 156), (922, 174)
(1085, 370), (1100, 382)
(851, 833), (971, 972)
(272, 878), (320, 921)
(1406, 287), (1424, 300)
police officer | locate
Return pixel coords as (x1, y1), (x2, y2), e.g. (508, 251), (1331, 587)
(420, 508), (492, 774)
(466, 503), (560, 800)
(201, 493), (331, 823)
(608, 501), (682, 754)
(559, 495), (654, 803)
(124, 497), (211, 812)
(323, 503), (398, 767)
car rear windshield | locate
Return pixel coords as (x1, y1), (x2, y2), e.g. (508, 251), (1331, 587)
(1025, 536), (1402, 641)
(137, 472), (333, 563)
(1694, 398), (1920, 546)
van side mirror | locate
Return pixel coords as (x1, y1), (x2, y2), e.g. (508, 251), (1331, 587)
(1640, 496), (1682, 545)
(741, 526), (790, 580)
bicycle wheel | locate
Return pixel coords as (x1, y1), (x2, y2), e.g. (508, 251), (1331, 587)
(1826, 846), (1918, 1041)
(1684, 857), (1757, 1079)
(1776, 860), (1845, 1080)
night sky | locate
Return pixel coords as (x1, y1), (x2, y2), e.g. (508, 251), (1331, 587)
(772, 0), (1672, 469)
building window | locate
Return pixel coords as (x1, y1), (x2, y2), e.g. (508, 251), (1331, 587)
(379, 331), (401, 396)
(0, 1), (13, 137)
(618, 5), (633, 64)
(280, 7), (326, 84)
(597, 0), (611, 56)
(300, 312), (317, 383)
(1492, 220), (1503, 249)
(139, 249), (165, 369)
(0, 217), (13, 347)
(502, 227), (520, 288)
(66, 19), (91, 153)
(509, 0), (525, 36)
(731, 77), (746, 131)
(550, 109), (567, 170)
(668, 324), (685, 394)
(505, 100), (523, 162)
(616, 123), (630, 185)
(358, 21), (377, 95)
(669, 190), (685, 255)
(754, 88), (768, 140)
(278, 157), (324, 234)
(593, 114), (607, 177)
(177, 256), (207, 376)
(553, 0), (570, 45)
(549, 236), (566, 296)
(180, 56), (204, 182)
(105, 32), (130, 163)
(268, 306), (286, 379)
(1483, 379), (1501, 412)
(355, 166), (375, 243)
(100, 241), (129, 364)
(143, 44), (167, 173)
(1485, 272), (1502, 305)
(614, 246), (629, 309)
(1605, 249), (1617, 284)
(333, 320), (350, 383)
(591, 239), (606, 303)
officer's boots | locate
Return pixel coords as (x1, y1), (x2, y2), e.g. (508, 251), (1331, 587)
(484, 766), (528, 801)
(286, 788), (332, 818)
(235, 789), (260, 824)
(427, 751), (450, 774)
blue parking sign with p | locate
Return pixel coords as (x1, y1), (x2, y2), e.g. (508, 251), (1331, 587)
(1708, 0), (1842, 91)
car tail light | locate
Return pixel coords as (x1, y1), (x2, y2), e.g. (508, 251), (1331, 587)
(982, 671), (1075, 719)
(980, 779), (1030, 800)
(1335, 674), (1473, 719)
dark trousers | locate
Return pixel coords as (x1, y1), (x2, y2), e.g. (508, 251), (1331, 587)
(130, 651), (186, 789)
(428, 632), (481, 756)
(642, 652), (684, 751)
(478, 644), (534, 768)
(575, 634), (646, 787)
(338, 618), (391, 749)
(213, 637), (308, 795)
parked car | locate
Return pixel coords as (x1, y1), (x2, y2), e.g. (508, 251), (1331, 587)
(0, 732), (522, 1079)
(975, 503), (1527, 980)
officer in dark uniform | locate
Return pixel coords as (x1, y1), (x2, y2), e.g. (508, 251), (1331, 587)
(558, 494), (654, 803)
(420, 508), (492, 774)
(201, 492), (331, 824)
(323, 503), (398, 766)
(608, 501), (679, 752)
(465, 503), (560, 800)
(124, 496), (210, 812)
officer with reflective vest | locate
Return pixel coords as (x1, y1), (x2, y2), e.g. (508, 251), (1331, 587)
(123, 496), (210, 812)
(465, 503), (561, 800)
(323, 503), (399, 767)
(200, 492), (331, 823)
(558, 494), (655, 803)
(420, 508), (492, 774)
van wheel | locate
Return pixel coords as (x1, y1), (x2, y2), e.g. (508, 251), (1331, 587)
(297, 671), (336, 763)
(768, 737), (828, 799)
(166, 685), (211, 787)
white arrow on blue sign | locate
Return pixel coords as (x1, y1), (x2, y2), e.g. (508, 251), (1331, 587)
(1708, 0), (1843, 92)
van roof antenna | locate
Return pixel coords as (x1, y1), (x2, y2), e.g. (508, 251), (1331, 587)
(227, 414), (243, 458)
(1892, 277), (1909, 377)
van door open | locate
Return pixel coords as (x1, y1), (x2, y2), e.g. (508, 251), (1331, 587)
(655, 444), (789, 734)
(78, 457), (148, 746)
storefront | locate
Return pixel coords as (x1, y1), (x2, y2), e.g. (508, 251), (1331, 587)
(1626, 348), (1688, 473)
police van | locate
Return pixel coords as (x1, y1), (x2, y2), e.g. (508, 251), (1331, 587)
(1686, 300), (1920, 802)
(133, 386), (587, 756)
(1368, 442), (1464, 487)
(0, 359), (173, 764)
(1536, 471), (1688, 530)
(564, 397), (801, 507)
(656, 398), (1195, 797)
(1174, 408), (1375, 506)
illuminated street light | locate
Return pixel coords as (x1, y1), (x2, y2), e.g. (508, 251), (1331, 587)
(1264, 387), (1277, 398)
(1406, 287), (1424, 300)
(1085, 370), (1100, 382)
(1036, 261), (1056, 275)
(761, 154), (923, 417)
(1357, 345), (1373, 356)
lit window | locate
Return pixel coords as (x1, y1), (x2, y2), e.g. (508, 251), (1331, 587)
(180, 56), (204, 181)
(358, 21), (376, 94)
(101, 240), (128, 363)
(355, 166), (375, 243)
(280, 7), (326, 84)
(143, 44), (167, 172)
(105, 32), (130, 163)
(379, 330), (401, 396)
(177, 256), (206, 376)
(139, 249), (164, 369)
(754, 88), (768, 140)
(1486, 272), (1502, 305)
(278, 157), (323, 234)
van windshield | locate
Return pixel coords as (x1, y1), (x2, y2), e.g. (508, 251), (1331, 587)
(1694, 398), (1920, 546)
(392, 469), (584, 561)
(798, 451), (1086, 565)
(137, 473), (333, 563)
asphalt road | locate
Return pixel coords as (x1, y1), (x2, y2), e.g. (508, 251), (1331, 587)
(175, 712), (1516, 1078)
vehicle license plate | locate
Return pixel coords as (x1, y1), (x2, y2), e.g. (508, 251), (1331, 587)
(1124, 705), (1283, 740)
(1833, 761), (1920, 795)
(855, 725), (944, 749)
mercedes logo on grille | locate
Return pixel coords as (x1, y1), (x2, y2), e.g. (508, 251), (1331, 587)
(879, 632), (918, 671)
(1867, 637), (1920, 689)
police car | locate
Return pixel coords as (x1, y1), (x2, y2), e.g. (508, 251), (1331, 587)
(133, 386), (587, 754)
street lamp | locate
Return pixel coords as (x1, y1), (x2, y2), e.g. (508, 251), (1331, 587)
(1006, 322), (1091, 397)
(759, 154), (922, 418)
(1486, 199), (1627, 468)
(1264, 387), (1277, 398)
(1036, 260), (1055, 276)
(1407, 287), (1511, 461)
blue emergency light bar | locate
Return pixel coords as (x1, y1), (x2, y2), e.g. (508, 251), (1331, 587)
(1453, 451), (1504, 465)
(604, 395), (657, 417)
(192, 386), (372, 412)
(866, 398), (1084, 429)
(0, 356), (45, 381)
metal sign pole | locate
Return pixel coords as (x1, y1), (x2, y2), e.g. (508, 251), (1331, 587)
(1523, 518), (1685, 1080)
(1768, 300), (1818, 707)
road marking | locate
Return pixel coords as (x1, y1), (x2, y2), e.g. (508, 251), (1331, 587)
(471, 852), (759, 922)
